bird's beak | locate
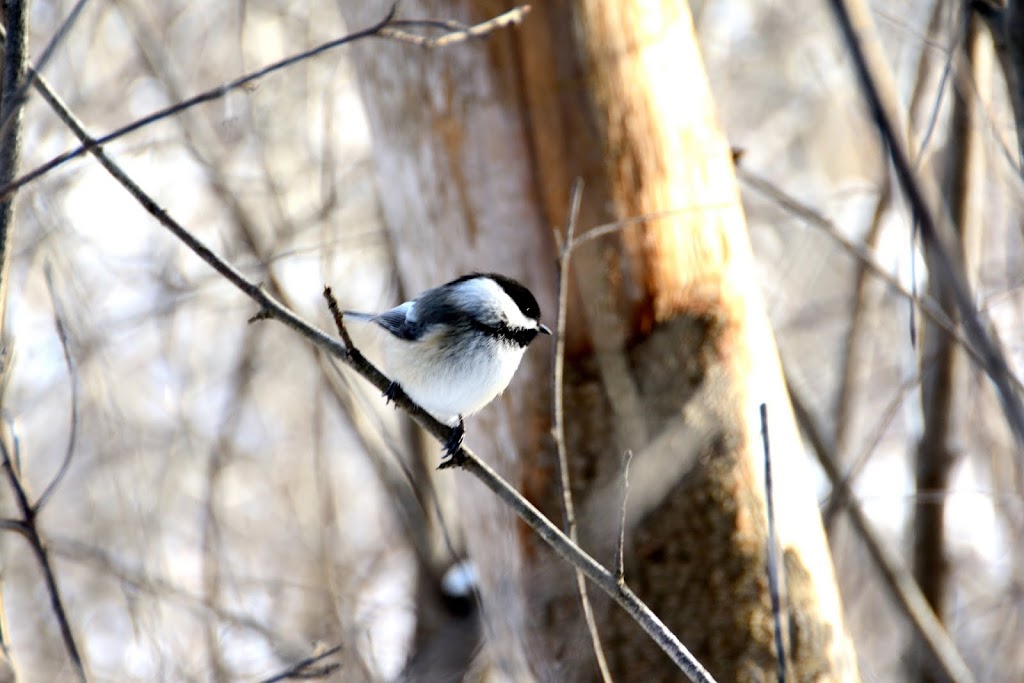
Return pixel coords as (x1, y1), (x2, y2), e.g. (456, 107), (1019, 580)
(539, 323), (552, 335)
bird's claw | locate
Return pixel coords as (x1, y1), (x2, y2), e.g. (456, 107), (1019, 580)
(382, 381), (400, 405)
(438, 418), (466, 469)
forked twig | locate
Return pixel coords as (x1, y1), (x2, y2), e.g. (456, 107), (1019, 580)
(0, 420), (87, 682)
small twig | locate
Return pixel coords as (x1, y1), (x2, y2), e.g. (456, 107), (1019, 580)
(614, 450), (633, 584)
(824, 370), (924, 525)
(0, 518), (21, 533)
(552, 179), (583, 534)
(759, 404), (787, 683)
(830, 175), (889, 518)
(381, 5), (531, 47)
(35, 264), (79, 511)
(904, 0), (958, 355)
(573, 202), (736, 247)
(322, 285), (354, 350)
(549, 178), (613, 683)
(0, 420), (87, 682)
(0, 418), (29, 523)
(256, 644), (343, 683)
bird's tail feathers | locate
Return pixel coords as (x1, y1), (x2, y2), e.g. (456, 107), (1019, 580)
(341, 311), (376, 323)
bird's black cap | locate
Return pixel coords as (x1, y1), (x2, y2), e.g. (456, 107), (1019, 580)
(449, 272), (542, 322)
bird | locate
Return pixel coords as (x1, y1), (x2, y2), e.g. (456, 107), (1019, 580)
(344, 273), (551, 459)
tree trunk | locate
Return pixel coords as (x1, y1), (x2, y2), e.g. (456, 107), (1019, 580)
(338, 2), (859, 680)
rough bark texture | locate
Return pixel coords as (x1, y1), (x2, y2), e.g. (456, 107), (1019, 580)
(339, 1), (859, 680)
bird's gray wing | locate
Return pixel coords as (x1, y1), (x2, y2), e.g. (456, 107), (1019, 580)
(372, 301), (423, 340)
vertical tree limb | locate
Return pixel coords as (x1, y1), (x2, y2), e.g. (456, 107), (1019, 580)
(911, 9), (989, 682)
(0, 0), (29, 342)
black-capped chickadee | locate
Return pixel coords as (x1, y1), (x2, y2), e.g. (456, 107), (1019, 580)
(344, 273), (551, 458)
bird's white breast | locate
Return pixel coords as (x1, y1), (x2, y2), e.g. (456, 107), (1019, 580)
(381, 330), (528, 424)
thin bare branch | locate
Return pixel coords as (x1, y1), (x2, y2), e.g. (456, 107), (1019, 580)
(909, 0), (956, 162)
(381, 5), (531, 47)
(912, 11), (989, 679)
(35, 264), (79, 511)
(256, 645), (343, 683)
(550, 178), (613, 683)
(906, 1), (962, 350)
(323, 285), (354, 350)
(833, 0), (946, 508)
(0, 420), (87, 682)
(573, 202), (736, 247)
(759, 404), (787, 683)
(0, 518), (25, 534)
(614, 450), (633, 584)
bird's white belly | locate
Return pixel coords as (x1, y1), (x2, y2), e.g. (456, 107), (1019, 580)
(384, 336), (527, 424)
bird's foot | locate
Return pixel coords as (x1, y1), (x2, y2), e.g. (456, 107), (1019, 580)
(438, 418), (466, 469)
(382, 381), (401, 405)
